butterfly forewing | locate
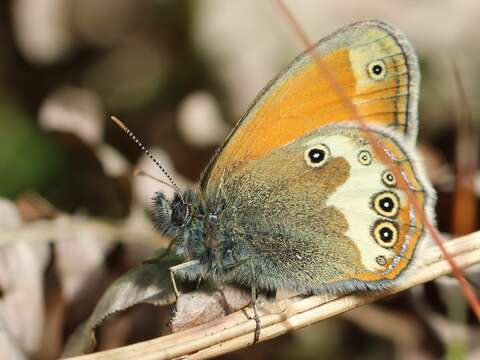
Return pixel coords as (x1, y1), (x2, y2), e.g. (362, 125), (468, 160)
(201, 20), (420, 193)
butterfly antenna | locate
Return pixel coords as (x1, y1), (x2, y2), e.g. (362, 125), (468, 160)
(110, 116), (183, 198)
(133, 169), (179, 193)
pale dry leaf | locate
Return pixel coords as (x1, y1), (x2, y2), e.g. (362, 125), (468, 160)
(11, 0), (73, 64)
(0, 242), (50, 355)
(62, 254), (180, 357)
(177, 91), (230, 147)
(0, 201), (29, 360)
(193, 1), (284, 118)
(170, 285), (250, 333)
(0, 199), (50, 357)
(221, 285), (253, 313)
(0, 316), (28, 360)
(39, 86), (105, 146)
(95, 144), (130, 177)
(0, 199), (23, 228)
(0, 211), (159, 249)
(55, 230), (115, 303)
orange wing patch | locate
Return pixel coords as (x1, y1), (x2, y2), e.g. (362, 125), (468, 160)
(209, 49), (356, 182)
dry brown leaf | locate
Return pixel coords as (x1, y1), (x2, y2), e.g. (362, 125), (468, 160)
(15, 191), (58, 221)
(62, 254), (179, 357)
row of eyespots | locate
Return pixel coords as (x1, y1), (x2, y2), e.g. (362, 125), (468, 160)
(306, 146), (396, 190)
(357, 149), (398, 187)
(304, 145), (401, 267)
(357, 149), (400, 266)
(371, 190), (401, 266)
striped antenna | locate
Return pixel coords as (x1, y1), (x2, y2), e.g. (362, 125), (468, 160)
(133, 169), (179, 194)
(110, 116), (182, 196)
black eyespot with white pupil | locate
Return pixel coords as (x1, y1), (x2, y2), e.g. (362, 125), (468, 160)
(367, 60), (387, 80)
(373, 65), (382, 75)
(309, 149), (324, 163)
(382, 170), (396, 187)
(372, 191), (400, 217)
(357, 150), (372, 165)
(380, 227), (393, 241)
(305, 144), (330, 167)
(372, 220), (398, 248)
(381, 197), (393, 211)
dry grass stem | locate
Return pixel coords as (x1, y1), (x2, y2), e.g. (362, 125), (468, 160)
(66, 231), (480, 360)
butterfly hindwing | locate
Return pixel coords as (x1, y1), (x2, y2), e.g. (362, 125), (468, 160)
(217, 124), (434, 293)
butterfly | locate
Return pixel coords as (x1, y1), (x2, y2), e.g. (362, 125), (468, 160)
(114, 19), (435, 338)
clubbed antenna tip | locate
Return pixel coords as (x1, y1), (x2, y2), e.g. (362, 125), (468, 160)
(110, 116), (182, 197)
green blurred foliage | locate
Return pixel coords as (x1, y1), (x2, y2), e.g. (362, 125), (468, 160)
(0, 96), (66, 198)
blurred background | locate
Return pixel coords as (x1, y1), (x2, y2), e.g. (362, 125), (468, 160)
(0, 1), (479, 359)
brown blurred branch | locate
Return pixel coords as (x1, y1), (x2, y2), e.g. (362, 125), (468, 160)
(65, 231), (480, 360)
(0, 207), (162, 248)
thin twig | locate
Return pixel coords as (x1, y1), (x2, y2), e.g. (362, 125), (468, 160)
(66, 231), (480, 360)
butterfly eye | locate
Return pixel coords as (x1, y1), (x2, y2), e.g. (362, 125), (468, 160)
(372, 220), (398, 248)
(381, 170), (396, 187)
(305, 144), (330, 168)
(357, 150), (372, 165)
(371, 191), (400, 217)
(367, 60), (387, 80)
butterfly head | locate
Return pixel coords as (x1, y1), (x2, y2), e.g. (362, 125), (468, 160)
(170, 194), (193, 227)
(152, 190), (196, 237)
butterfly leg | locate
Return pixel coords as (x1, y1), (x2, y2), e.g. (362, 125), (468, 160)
(196, 276), (203, 289)
(250, 259), (261, 343)
(168, 260), (200, 297)
(228, 257), (261, 342)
